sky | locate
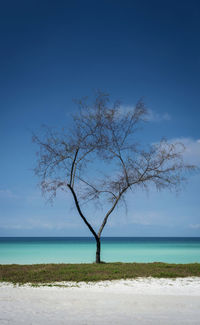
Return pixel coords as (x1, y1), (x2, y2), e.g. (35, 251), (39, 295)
(0, 0), (200, 237)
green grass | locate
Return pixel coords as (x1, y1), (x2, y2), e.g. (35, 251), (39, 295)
(0, 262), (200, 284)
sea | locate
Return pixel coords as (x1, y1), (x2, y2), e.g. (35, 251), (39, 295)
(0, 237), (200, 264)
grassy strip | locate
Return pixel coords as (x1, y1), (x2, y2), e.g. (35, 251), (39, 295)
(0, 262), (200, 284)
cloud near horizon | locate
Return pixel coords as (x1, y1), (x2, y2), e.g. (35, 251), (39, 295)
(189, 224), (200, 229)
(0, 189), (18, 199)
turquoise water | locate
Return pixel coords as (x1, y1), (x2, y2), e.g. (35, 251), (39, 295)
(0, 237), (200, 264)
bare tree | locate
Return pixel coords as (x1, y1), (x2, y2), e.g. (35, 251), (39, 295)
(33, 91), (195, 263)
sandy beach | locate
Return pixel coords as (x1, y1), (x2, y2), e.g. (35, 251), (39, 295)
(0, 277), (200, 324)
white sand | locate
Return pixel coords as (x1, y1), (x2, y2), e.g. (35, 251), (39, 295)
(0, 277), (200, 324)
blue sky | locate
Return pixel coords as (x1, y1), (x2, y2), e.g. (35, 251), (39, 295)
(0, 0), (200, 237)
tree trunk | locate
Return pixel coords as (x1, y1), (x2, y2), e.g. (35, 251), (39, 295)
(96, 237), (101, 263)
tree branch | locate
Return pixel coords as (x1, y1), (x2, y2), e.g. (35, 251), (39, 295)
(69, 148), (79, 187)
(67, 184), (98, 240)
(98, 186), (127, 238)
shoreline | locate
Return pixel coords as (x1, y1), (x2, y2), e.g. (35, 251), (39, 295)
(1, 276), (200, 294)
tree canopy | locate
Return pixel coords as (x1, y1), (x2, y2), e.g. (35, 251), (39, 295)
(33, 92), (195, 262)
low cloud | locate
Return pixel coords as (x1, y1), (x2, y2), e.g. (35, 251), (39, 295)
(108, 210), (169, 227)
(25, 217), (80, 230)
(128, 211), (168, 226)
(0, 218), (80, 231)
(0, 189), (18, 199)
(189, 224), (200, 229)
